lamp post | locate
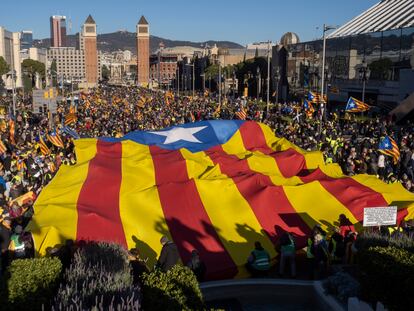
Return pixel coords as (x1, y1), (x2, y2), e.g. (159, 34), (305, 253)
(266, 40), (271, 111)
(177, 66), (180, 96)
(359, 59), (371, 103)
(256, 66), (261, 104)
(320, 24), (337, 121)
(273, 68), (280, 110)
(7, 69), (17, 116)
(218, 60), (221, 106)
(185, 63), (195, 98)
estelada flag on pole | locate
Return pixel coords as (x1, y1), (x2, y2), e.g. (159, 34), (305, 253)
(38, 135), (51, 155)
(47, 130), (64, 148)
(28, 121), (414, 280)
(64, 113), (77, 126)
(0, 140), (7, 155)
(345, 97), (370, 113)
(8, 117), (15, 145)
(379, 135), (400, 165)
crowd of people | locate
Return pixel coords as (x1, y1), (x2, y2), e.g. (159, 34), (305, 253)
(0, 84), (413, 277)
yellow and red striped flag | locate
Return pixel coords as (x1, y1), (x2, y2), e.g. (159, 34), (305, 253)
(0, 140), (7, 155)
(47, 131), (64, 148)
(235, 107), (247, 120)
(64, 113), (77, 126)
(27, 121), (414, 280)
(39, 135), (51, 155)
(9, 118), (15, 145)
(379, 136), (400, 165)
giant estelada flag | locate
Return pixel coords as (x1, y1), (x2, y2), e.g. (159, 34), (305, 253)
(28, 121), (414, 279)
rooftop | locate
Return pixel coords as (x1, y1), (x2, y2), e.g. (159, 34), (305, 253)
(138, 15), (148, 25)
(329, 0), (414, 38)
(84, 14), (96, 25)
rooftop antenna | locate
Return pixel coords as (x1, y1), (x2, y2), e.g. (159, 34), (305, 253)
(68, 14), (72, 35)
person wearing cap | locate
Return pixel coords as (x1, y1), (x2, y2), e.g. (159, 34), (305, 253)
(156, 236), (180, 272)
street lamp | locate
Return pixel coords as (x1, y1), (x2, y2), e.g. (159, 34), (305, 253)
(185, 63), (195, 98)
(6, 70), (17, 116)
(266, 40), (272, 112)
(320, 24), (337, 119)
(256, 66), (261, 104)
(359, 59), (371, 103)
(273, 68), (280, 108)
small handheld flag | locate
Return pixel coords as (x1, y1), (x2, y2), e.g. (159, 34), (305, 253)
(235, 107), (247, 120)
(47, 131), (64, 148)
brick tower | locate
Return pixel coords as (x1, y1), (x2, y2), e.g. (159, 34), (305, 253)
(82, 15), (98, 86)
(136, 15), (149, 87)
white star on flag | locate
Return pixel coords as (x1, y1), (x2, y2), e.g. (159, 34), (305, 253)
(149, 126), (207, 144)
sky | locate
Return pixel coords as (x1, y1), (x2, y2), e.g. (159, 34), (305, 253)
(1, 0), (379, 44)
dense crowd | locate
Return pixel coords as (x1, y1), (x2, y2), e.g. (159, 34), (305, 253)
(0, 84), (413, 276)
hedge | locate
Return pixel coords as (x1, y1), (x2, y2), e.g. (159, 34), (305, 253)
(358, 246), (414, 311)
(1, 257), (62, 311)
(142, 265), (204, 311)
(53, 242), (141, 310)
(355, 231), (414, 253)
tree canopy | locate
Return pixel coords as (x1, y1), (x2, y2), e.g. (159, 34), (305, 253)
(0, 56), (10, 77)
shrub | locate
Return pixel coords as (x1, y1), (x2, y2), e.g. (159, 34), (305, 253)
(53, 242), (141, 310)
(324, 272), (360, 303)
(1, 257), (62, 311)
(358, 246), (414, 311)
(355, 231), (414, 253)
(142, 265), (204, 311)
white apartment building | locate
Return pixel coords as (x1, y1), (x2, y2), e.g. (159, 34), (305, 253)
(0, 26), (22, 89)
(47, 47), (101, 82)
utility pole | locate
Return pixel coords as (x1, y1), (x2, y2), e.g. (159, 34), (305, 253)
(320, 24), (337, 123)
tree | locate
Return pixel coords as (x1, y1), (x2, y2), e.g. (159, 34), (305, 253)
(101, 65), (110, 81)
(50, 59), (57, 87)
(0, 56), (9, 76)
(0, 56), (10, 90)
(22, 59), (46, 90)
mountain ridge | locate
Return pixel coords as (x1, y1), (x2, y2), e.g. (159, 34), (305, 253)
(33, 31), (244, 54)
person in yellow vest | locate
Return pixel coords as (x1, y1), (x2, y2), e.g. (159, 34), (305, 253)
(246, 241), (271, 277)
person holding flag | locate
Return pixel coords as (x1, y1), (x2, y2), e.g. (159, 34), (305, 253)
(303, 99), (315, 118)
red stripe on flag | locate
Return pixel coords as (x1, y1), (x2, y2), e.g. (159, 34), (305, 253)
(206, 145), (311, 248)
(300, 169), (407, 223)
(238, 121), (308, 178)
(150, 146), (237, 280)
(76, 141), (127, 247)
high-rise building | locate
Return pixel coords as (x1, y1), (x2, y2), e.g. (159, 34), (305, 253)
(81, 15), (98, 86)
(46, 15), (101, 88)
(136, 15), (149, 86)
(50, 15), (67, 47)
(0, 26), (22, 89)
(20, 30), (33, 50)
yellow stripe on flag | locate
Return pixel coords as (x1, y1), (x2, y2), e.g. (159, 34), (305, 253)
(27, 139), (98, 255)
(258, 123), (326, 171)
(119, 141), (168, 268)
(352, 174), (414, 220)
(283, 181), (359, 233)
(181, 149), (277, 276)
(221, 130), (247, 156)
